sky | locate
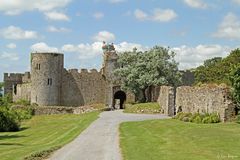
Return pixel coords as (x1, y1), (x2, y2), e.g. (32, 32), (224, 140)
(0, 0), (240, 81)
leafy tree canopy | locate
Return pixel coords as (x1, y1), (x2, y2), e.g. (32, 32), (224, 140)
(194, 48), (240, 85)
(114, 46), (181, 102)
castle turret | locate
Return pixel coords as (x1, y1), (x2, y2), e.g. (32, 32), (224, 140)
(101, 42), (119, 82)
(31, 53), (63, 106)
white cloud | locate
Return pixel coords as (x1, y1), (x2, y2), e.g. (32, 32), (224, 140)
(62, 41), (147, 60)
(93, 31), (115, 42)
(0, 26), (38, 40)
(31, 42), (59, 52)
(134, 9), (148, 21)
(6, 43), (17, 49)
(114, 42), (148, 52)
(213, 12), (240, 40)
(45, 11), (70, 21)
(152, 9), (177, 22)
(232, 0), (240, 5)
(0, 0), (72, 15)
(62, 42), (103, 59)
(183, 0), (208, 9)
(172, 44), (231, 69)
(134, 8), (177, 22)
(0, 52), (19, 61)
(47, 26), (71, 32)
(93, 12), (104, 19)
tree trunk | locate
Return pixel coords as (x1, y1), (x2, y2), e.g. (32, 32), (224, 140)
(145, 86), (152, 102)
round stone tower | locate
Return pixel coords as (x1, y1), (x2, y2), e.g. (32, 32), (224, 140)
(31, 53), (63, 106)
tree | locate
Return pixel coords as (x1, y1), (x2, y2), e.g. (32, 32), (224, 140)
(114, 46), (181, 102)
(229, 64), (240, 111)
(194, 48), (240, 85)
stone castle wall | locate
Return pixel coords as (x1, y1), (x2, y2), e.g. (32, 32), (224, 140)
(175, 86), (235, 121)
(157, 85), (236, 121)
(61, 68), (107, 106)
(4, 73), (24, 96)
(12, 83), (31, 102)
(158, 86), (175, 116)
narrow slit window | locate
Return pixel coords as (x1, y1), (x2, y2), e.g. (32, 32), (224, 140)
(47, 78), (52, 85)
(36, 64), (41, 70)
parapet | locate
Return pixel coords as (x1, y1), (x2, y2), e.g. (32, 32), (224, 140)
(22, 72), (31, 83)
(4, 73), (24, 81)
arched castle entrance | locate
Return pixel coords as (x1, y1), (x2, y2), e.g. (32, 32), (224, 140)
(113, 90), (126, 109)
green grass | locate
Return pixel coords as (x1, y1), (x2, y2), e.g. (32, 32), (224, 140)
(124, 102), (161, 114)
(0, 112), (99, 160)
(120, 119), (240, 160)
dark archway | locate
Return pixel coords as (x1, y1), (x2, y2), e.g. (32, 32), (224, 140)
(114, 90), (126, 109)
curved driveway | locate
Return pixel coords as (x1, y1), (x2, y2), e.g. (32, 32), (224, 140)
(49, 110), (169, 160)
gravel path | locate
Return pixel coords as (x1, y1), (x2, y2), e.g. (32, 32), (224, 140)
(49, 110), (169, 160)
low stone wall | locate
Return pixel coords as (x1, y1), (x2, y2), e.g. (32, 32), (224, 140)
(158, 86), (175, 116)
(175, 86), (235, 121)
(33, 106), (99, 115)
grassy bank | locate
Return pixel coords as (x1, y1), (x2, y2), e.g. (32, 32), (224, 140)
(0, 112), (99, 160)
(120, 119), (240, 160)
(124, 103), (161, 114)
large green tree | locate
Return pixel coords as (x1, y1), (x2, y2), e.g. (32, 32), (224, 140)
(114, 46), (181, 102)
(229, 64), (240, 111)
(194, 48), (240, 85)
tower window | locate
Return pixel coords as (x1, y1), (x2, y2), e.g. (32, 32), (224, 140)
(36, 64), (41, 70)
(47, 78), (52, 85)
(13, 84), (17, 95)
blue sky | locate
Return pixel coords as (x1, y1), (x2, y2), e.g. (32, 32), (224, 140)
(1, 0), (240, 81)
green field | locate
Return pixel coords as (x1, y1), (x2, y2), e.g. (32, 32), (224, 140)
(124, 102), (161, 114)
(120, 119), (240, 160)
(0, 112), (99, 160)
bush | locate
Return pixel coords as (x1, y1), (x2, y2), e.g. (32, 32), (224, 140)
(0, 107), (20, 132)
(210, 113), (221, 123)
(202, 116), (212, 123)
(193, 115), (202, 123)
(175, 112), (221, 124)
(14, 99), (31, 106)
(11, 105), (34, 121)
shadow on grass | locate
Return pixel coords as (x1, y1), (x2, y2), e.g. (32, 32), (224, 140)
(0, 135), (27, 140)
(20, 127), (30, 131)
(0, 142), (24, 146)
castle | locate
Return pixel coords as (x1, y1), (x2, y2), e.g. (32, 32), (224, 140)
(4, 43), (134, 109)
(3, 43), (236, 121)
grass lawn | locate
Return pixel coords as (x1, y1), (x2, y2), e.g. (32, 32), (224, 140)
(124, 103), (161, 114)
(120, 119), (240, 160)
(0, 112), (99, 160)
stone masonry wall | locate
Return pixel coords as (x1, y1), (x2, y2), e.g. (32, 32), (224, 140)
(12, 83), (31, 102)
(176, 86), (235, 121)
(61, 68), (107, 106)
(4, 73), (23, 97)
(158, 86), (175, 116)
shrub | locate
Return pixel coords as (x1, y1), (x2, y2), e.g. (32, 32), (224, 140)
(14, 99), (31, 106)
(193, 115), (202, 123)
(175, 112), (221, 124)
(0, 107), (20, 132)
(210, 113), (221, 123)
(182, 117), (190, 122)
(202, 116), (212, 123)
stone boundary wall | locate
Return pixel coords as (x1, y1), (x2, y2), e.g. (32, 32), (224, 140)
(157, 85), (236, 121)
(158, 86), (175, 116)
(175, 86), (235, 121)
(33, 106), (100, 115)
